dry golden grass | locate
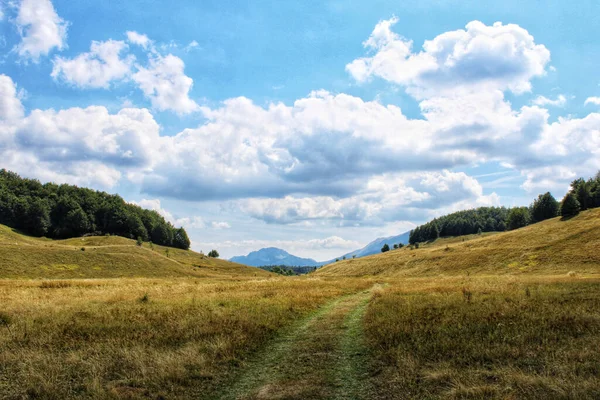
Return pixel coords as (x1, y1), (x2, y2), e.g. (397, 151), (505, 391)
(317, 208), (600, 277)
(364, 275), (600, 399)
(0, 224), (270, 279)
(0, 277), (371, 399)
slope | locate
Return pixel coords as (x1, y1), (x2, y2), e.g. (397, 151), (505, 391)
(325, 231), (411, 263)
(0, 224), (271, 279)
(317, 209), (600, 277)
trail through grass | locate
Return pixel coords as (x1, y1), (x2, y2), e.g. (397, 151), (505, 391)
(218, 285), (378, 400)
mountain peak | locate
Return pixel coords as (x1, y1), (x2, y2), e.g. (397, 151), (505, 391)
(230, 247), (319, 267)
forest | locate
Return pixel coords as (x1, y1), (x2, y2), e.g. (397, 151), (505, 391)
(0, 170), (190, 249)
(409, 171), (600, 245)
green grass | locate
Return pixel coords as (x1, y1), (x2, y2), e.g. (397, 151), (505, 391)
(0, 224), (271, 279)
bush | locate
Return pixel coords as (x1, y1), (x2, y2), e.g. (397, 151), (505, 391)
(136, 236), (143, 246)
(381, 244), (390, 253)
(208, 250), (219, 258)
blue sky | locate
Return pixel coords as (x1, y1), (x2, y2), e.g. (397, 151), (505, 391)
(1, 0), (599, 260)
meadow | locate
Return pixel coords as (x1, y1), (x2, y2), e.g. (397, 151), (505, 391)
(1, 210), (599, 399)
(364, 275), (600, 399)
(0, 277), (371, 399)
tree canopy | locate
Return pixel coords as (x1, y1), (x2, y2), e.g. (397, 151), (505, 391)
(408, 170), (600, 245)
(0, 169), (190, 250)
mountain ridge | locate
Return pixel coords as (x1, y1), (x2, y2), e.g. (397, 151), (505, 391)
(230, 231), (411, 267)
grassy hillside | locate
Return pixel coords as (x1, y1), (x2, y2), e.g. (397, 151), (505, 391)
(317, 208), (600, 277)
(0, 224), (271, 279)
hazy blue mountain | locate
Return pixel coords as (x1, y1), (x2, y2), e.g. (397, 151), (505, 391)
(231, 231), (410, 268)
(230, 247), (320, 267)
(321, 231), (410, 265)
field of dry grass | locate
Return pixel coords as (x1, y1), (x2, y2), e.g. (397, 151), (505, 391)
(317, 208), (600, 277)
(0, 277), (371, 399)
(364, 275), (600, 399)
(1, 211), (599, 399)
(0, 224), (270, 279)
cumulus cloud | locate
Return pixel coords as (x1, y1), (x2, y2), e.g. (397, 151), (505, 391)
(0, 75), (24, 120)
(51, 40), (135, 88)
(584, 97), (600, 106)
(532, 94), (566, 107)
(132, 54), (199, 114)
(239, 171), (497, 225)
(347, 18), (550, 97)
(14, 0), (68, 61)
(0, 76), (161, 188)
(3, 18), (600, 230)
(126, 31), (151, 49)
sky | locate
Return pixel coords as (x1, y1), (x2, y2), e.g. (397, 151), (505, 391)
(0, 0), (599, 261)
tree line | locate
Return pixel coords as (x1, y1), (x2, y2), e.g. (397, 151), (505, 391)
(0, 169), (190, 249)
(409, 171), (600, 245)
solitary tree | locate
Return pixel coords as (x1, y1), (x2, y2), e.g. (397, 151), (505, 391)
(560, 192), (581, 217)
(208, 249), (219, 258)
(381, 243), (390, 253)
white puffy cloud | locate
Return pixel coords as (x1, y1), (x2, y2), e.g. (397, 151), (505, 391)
(14, 0), (68, 61)
(51, 40), (135, 88)
(0, 75), (24, 121)
(532, 94), (566, 107)
(126, 31), (151, 49)
(15, 106), (161, 167)
(584, 97), (600, 106)
(0, 75), (162, 189)
(347, 18), (550, 97)
(132, 54), (199, 114)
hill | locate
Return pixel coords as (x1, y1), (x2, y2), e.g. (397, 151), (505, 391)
(0, 224), (271, 279)
(230, 247), (320, 267)
(316, 208), (600, 277)
(327, 231), (410, 262)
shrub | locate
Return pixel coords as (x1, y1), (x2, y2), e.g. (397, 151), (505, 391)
(381, 244), (390, 253)
(208, 250), (219, 258)
(136, 236), (143, 246)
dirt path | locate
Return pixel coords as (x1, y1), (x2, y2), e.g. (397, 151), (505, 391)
(217, 286), (378, 400)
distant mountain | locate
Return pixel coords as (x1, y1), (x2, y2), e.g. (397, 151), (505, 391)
(230, 247), (320, 267)
(323, 231), (410, 264)
(231, 232), (411, 268)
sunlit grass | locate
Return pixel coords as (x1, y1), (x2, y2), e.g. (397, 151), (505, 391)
(364, 275), (600, 399)
(0, 277), (371, 398)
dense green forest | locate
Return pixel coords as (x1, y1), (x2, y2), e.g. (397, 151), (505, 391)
(0, 170), (190, 249)
(409, 171), (600, 245)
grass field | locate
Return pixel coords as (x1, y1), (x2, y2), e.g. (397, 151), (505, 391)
(316, 209), (600, 277)
(364, 275), (600, 399)
(0, 224), (271, 279)
(0, 277), (372, 399)
(1, 211), (599, 398)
